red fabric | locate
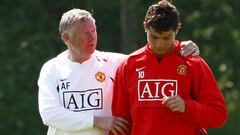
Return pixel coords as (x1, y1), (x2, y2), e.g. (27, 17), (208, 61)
(110, 41), (227, 135)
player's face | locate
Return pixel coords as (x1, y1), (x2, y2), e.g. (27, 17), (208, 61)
(67, 17), (97, 61)
(146, 27), (177, 57)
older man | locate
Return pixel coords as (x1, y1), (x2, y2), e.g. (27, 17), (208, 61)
(38, 8), (200, 135)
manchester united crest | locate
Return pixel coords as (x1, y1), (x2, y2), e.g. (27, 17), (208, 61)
(177, 65), (187, 75)
(95, 71), (106, 82)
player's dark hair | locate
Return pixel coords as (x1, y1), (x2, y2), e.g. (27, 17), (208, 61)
(144, 0), (181, 32)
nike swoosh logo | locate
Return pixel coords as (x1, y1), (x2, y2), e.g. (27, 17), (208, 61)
(136, 66), (146, 72)
(60, 78), (68, 81)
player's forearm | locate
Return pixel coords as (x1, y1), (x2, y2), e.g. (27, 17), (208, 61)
(184, 100), (227, 128)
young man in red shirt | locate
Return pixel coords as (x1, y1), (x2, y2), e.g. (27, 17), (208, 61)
(110, 0), (227, 135)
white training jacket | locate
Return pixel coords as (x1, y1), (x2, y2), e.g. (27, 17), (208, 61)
(38, 50), (126, 135)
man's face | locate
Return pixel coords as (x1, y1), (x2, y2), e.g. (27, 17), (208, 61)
(67, 18), (97, 60)
(146, 27), (177, 56)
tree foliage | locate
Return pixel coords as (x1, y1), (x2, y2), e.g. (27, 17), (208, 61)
(0, 0), (239, 134)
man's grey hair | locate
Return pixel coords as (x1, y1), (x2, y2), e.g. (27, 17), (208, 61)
(59, 8), (95, 38)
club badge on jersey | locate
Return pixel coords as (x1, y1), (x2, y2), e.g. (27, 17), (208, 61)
(95, 71), (106, 83)
(177, 64), (187, 75)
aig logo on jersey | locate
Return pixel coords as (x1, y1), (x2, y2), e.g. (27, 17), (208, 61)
(138, 79), (178, 101)
(63, 89), (103, 111)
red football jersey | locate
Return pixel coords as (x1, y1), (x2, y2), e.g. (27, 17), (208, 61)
(111, 41), (227, 135)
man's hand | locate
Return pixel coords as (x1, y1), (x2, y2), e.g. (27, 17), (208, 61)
(162, 96), (185, 113)
(180, 40), (200, 57)
(94, 116), (130, 135)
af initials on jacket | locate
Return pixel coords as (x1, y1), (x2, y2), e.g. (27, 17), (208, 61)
(38, 50), (126, 135)
(52, 51), (125, 113)
(58, 76), (103, 112)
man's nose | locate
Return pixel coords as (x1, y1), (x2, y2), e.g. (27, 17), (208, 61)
(87, 32), (95, 41)
(156, 39), (164, 47)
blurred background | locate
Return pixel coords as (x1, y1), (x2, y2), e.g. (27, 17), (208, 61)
(0, 0), (239, 134)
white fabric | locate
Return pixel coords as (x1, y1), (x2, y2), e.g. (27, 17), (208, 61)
(38, 50), (126, 135)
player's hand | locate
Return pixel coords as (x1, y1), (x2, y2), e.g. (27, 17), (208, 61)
(180, 40), (200, 57)
(162, 96), (185, 113)
(94, 116), (130, 135)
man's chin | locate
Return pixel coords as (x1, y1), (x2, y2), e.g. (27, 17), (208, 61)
(88, 49), (96, 54)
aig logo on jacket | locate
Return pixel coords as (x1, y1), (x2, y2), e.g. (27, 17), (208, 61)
(138, 79), (178, 101)
(63, 89), (103, 111)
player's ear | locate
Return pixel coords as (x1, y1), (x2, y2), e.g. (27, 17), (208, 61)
(176, 23), (181, 34)
(143, 22), (148, 33)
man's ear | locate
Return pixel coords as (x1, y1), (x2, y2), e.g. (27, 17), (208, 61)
(176, 29), (179, 34)
(176, 23), (181, 34)
(62, 32), (70, 45)
(143, 22), (148, 32)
